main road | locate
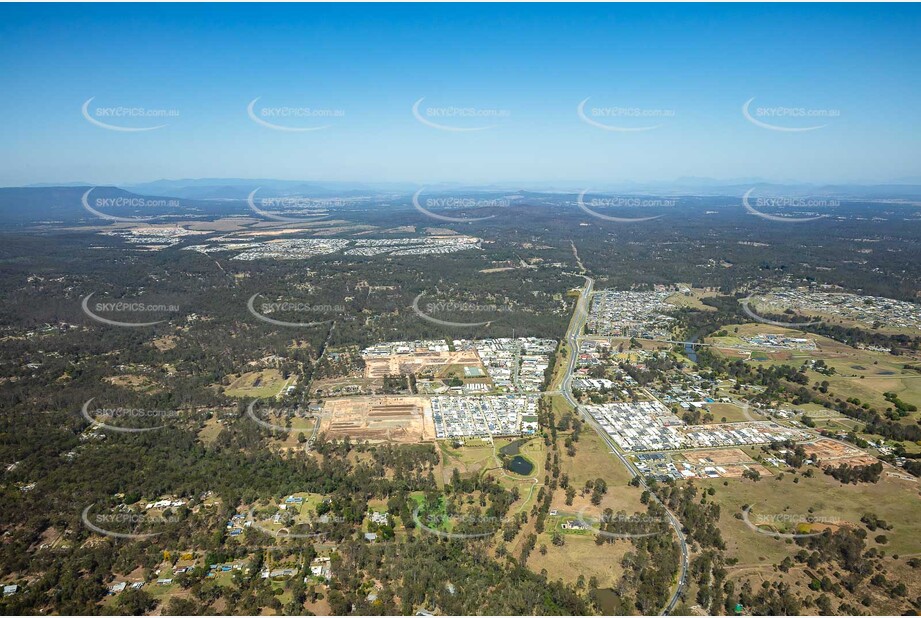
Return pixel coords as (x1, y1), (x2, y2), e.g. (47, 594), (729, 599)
(559, 275), (690, 615)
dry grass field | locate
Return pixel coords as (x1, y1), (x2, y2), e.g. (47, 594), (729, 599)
(437, 439), (496, 483)
(698, 465), (921, 563)
(526, 531), (632, 589)
(223, 368), (291, 399)
(711, 322), (921, 429)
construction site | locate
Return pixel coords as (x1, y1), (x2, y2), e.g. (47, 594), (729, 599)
(801, 438), (881, 467)
(317, 396), (436, 443)
(362, 348), (483, 379)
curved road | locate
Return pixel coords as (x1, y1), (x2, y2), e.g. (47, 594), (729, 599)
(560, 276), (689, 615)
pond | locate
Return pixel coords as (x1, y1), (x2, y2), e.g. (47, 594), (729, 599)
(499, 438), (527, 457)
(505, 455), (534, 475)
(593, 588), (620, 614)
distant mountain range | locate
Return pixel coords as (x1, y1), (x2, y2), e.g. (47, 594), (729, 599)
(119, 178), (420, 200)
(0, 186), (245, 225)
(2, 179), (920, 227)
(17, 177), (921, 201)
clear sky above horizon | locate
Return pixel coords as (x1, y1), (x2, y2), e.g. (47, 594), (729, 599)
(1, 2), (920, 187)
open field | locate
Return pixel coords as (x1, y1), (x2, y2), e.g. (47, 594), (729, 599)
(197, 415), (225, 446)
(800, 355), (921, 417)
(267, 418), (318, 451)
(556, 428), (647, 514)
(437, 439), (496, 484)
(666, 288), (718, 312)
(319, 396), (435, 442)
(547, 393), (574, 416)
(103, 374), (158, 392)
(526, 530), (631, 589)
(706, 402), (752, 423)
(712, 322), (921, 425)
(809, 415), (864, 433)
(698, 465), (921, 563)
(547, 343), (572, 392)
(173, 217), (262, 232)
(150, 334), (178, 351)
(223, 368), (292, 399)
(527, 427), (673, 589)
(607, 337), (675, 353)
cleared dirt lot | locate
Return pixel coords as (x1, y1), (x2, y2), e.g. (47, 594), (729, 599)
(362, 350), (482, 378)
(319, 396), (435, 443)
(678, 448), (773, 478)
(802, 438), (880, 466)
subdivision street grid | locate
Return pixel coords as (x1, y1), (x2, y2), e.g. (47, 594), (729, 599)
(754, 288), (921, 331)
(431, 395), (539, 439)
(584, 400), (810, 452)
(586, 289), (676, 339)
(337, 290), (839, 449)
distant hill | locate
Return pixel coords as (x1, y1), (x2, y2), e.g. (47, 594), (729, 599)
(0, 186), (247, 225)
(2, 181), (919, 228)
(124, 178), (419, 200)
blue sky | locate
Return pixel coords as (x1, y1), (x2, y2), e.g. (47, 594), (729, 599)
(1, 3), (919, 187)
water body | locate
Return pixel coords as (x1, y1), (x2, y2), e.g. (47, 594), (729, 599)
(684, 340), (698, 363)
(684, 327), (711, 363)
(506, 455), (534, 475)
(499, 438), (527, 457)
(593, 588), (620, 614)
